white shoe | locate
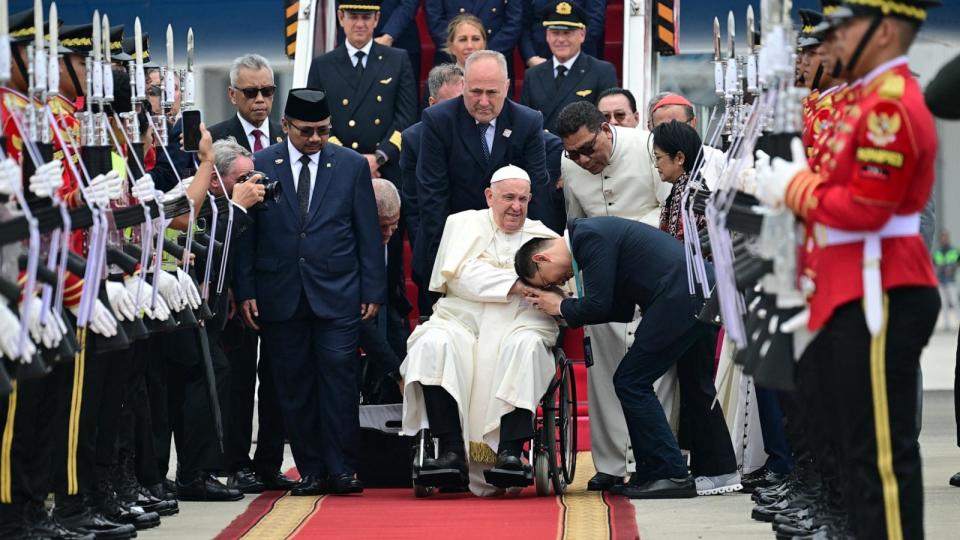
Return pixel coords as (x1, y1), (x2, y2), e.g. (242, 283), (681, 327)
(695, 472), (743, 495)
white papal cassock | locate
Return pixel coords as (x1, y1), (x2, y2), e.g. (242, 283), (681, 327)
(400, 209), (561, 495)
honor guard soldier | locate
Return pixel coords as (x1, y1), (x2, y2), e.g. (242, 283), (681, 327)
(520, 1), (617, 134)
(520, 0), (606, 68)
(307, 0), (417, 185)
(756, 1), (943, 538)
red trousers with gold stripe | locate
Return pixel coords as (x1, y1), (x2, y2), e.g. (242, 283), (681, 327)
(812, 287), (939, 540)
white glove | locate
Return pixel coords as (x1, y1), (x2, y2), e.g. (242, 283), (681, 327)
(84, 299), (119, 337)
(123, 275), (171, 321)
(161, 175), (194, 203)
(131, 174), (157, 202)
(0, 301), (31, 360)
(101, 170), (124, 201)
(27, 161), (64, 199)
(105, 281), (137, 321)
(21, 295), (63, 349)
(0, 157), (21, 195)
(176, 269), (202, 310)
(86, 174), (110, 207)
(156, 271), (186, 312)
(754, 138), (808, 208)
(737, 167), (758, 196)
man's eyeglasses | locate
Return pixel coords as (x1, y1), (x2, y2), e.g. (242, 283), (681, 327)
(535, 263), (561, 290)
(564, 127), (601, 161)
(285, 118), (332, 138)
(602, 110), (629, 123)
(233, 85), (277, 99)
(146, 84), (162, 97)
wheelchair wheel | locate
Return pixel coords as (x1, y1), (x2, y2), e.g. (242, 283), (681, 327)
(534, 451), (551, 496)
(558, 353), (578, 485)
(543, 379), (567, 495)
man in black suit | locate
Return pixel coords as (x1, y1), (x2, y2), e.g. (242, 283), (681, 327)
(520, 1), (617, 134)
(516, 217), (739, 499)
(414, 50), (558, 315)
(234, 89), (385, 496)
(208, 54), (285, 153)
(400, 63), (463, 314)
(206, 54), (293, 495)
(306, 0), (417, 186)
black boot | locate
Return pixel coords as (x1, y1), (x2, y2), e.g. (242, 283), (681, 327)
(93, 468), (161, 531)
(52, 495), (136, 540)
(23, 500), (95, 540)
(0, 502), (48, 539)
(112, 454), (178, 517)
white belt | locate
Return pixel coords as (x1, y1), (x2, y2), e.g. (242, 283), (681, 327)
(819, 213), (920, 336)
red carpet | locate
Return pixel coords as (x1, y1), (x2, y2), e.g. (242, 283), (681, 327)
(217, 455), (639, 540)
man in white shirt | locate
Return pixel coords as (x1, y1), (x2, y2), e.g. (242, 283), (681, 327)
(209, 54), (285, 153)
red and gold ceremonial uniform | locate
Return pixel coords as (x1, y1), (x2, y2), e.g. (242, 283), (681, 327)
(785, 58), (937, 331)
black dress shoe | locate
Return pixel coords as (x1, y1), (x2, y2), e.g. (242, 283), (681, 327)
(259, 471), (299, 491)
(494, 453), (524, 471)
(228, 468), (266, 494)
(53, 505), (136, 540)
(330, 473), (364, 495)
(743, 467), (789, 493)
(176, 474), (244, 502)
(421, 451), (468, 474)
(144, 481), (177, 502)
(290, 475), (329, 496)
(587, 472), (624, 492)
(620, 476), (698, 499)
(950, 472), (960, 487)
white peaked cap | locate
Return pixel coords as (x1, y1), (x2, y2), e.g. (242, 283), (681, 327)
(490, 164), (531, 184)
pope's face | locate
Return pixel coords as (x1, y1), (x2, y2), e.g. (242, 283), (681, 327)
(485, 178), (530, 233)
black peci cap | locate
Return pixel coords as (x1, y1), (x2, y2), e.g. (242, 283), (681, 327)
(284, 88), (330, 122)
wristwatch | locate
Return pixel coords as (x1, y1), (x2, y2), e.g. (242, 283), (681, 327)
(375, 150), (388, 166)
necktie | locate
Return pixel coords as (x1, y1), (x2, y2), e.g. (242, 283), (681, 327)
(251, 129), (264, 152)
(297, 155), (311, 219)
(354, 50), (366, 75)
(556, 65), (568, 88)
(478, 123), (490, 162)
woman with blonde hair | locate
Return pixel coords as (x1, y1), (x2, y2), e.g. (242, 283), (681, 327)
(443, 14), (487, 68)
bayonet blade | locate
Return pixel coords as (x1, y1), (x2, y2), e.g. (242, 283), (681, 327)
(727, 11), (736, 59)
(747, 5), (756, 51)
(713, 17), (721, 61)
(49, 3), (57, 51)
(186, 28), (194, 71)
(33, 0), (42, 51)
(166, 24), (173, 68)
(92, 10), (101, 63)
(101, 14), (110, 64)
(134, 17), (143, 67)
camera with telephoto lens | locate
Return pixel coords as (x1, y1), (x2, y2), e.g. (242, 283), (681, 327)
(237, 170), (281, 207)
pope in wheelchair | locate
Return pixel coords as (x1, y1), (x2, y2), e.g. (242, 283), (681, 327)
(400, 166), (565, 496)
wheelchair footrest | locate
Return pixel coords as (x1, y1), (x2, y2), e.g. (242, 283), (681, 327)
(414, 468), (467, 488)
(484, 467), (533, 488)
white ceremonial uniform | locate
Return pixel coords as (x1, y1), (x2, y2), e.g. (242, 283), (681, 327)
(400, 209), (562, 496)
(560, 125), (679, 478)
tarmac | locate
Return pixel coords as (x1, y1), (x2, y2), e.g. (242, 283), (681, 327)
(142, 328), (960, 539)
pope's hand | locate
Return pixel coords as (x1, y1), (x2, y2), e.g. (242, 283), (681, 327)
(524, 289), (564, 317)
(755, 138), (808, 208)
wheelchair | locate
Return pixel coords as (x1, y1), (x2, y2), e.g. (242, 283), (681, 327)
(411, 346), (578, 497)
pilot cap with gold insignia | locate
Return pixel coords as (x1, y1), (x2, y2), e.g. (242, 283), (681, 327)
(285, 88), (330, 122)
(542, 1), (588, 30)
(338, 0), (382, 13)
